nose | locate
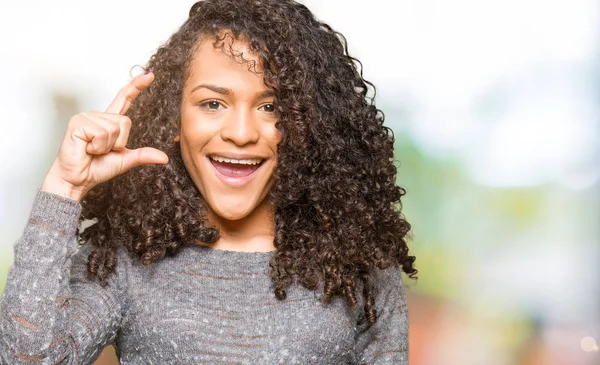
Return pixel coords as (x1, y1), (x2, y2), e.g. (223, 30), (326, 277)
(220, 107), (260, 146)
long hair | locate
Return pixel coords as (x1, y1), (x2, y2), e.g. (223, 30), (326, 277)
(80, 0), (417, 324)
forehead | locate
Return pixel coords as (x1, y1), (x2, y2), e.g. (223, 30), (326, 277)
(186, 33), (264, 81)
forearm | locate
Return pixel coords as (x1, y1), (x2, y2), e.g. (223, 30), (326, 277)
(0, 191), (90, 363)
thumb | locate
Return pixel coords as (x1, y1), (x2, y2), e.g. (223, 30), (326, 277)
(121, 147), (169, 172)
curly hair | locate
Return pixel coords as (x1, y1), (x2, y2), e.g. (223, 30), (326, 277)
(80, 0), (417, 324)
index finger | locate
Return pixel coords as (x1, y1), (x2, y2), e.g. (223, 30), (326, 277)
(105, 71), (155, 115)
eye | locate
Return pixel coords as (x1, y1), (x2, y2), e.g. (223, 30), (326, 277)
(259, 103), (275, 113)
(199, 100), (225, 111)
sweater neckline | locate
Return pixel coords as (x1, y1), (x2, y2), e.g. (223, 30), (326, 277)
(181, 244), (275, 266)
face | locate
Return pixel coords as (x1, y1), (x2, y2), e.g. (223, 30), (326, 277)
(179, 36), (280, 224)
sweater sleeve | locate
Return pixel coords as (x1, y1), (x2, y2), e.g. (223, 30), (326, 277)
(354, 267), (409, 364)
(0, 190), (129, 364)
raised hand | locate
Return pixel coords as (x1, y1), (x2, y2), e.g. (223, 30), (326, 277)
(41, 72), (168, 202)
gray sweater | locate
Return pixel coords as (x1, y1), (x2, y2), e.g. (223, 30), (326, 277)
(0, 191), (408, 364)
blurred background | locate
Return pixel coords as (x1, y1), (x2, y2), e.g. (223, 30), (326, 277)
(0, 0), (598, 364)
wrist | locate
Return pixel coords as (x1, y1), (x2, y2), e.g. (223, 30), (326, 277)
(41, 172), (87, 202)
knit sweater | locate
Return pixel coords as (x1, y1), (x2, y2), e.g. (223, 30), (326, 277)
(0, 191), (408, 364)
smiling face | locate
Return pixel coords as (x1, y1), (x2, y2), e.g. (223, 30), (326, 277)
(179, 36), (280, 228)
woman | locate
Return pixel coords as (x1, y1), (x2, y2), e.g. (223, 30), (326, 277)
(0, 0), (417, 363)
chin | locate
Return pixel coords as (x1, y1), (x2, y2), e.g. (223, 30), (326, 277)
(212, 206), (252, 222)
(205, 194), (265, 223)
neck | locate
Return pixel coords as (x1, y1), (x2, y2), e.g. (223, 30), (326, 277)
(205, 199), (276, 252)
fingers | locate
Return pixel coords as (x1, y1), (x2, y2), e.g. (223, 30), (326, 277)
(70, 112), (132, 155)
(87, 112), (132, 151)
(112, 115), (132, 150)
(121, 147), (169, 172)
(105, 71), (154, 115)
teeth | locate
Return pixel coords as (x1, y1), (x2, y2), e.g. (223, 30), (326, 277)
(211, 156), (263, 165)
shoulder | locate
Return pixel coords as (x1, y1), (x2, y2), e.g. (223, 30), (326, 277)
(69, 243), (134, 286)
(369, 266), (408, 319)
(371, 265), (405, 296)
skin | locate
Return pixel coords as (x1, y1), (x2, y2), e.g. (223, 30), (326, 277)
(41, 36), (280, 253)
(179, 37), (281, 252)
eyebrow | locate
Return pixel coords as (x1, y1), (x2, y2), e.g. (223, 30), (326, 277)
(190, 83), (275, 99)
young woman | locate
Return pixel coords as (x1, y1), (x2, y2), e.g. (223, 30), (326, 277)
(0, 0), (417, 363)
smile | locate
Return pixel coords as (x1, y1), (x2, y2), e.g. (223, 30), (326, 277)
(208, 155), (265, 187)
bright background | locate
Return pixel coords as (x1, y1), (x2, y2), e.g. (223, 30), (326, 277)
(1, 1), (598, 364)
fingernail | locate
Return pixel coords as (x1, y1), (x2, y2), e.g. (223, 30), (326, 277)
(144, 70), (151, 75)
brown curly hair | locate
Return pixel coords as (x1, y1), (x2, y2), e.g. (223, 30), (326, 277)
(80, 0), (417, 324)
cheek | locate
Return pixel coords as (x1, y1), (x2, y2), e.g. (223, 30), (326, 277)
(264, 124), (282, 150)
(180, 116), (218, 148)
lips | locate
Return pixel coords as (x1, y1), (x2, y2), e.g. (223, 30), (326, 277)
(210, 159), (262, 177)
